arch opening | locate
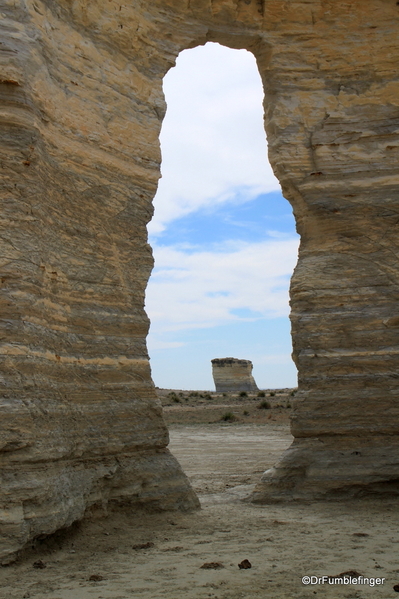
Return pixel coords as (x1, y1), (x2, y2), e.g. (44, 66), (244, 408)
(146, 42), (299, 393)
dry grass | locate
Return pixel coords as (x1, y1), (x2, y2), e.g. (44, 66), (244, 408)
(157, 387), (295, 426)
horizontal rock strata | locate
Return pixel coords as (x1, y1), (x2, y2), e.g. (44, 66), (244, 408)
(2, 0), (399, 559)
(212, 358), (258, 393)
(0, 0), (202, 563)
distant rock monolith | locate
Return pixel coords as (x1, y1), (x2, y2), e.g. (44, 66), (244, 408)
(212, 358), (258, 393)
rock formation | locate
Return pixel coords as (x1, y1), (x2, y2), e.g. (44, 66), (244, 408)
(212, 358), (258, 393)
(2, 0), (399, 560)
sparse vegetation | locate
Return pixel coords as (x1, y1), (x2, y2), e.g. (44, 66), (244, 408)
(221, 411), (237, 422)
(167, 391), (181, 403)
(158, 386), (292, 425)
(290, 389), (297, 397)
(269, 391), (275, 397)
(258, 400), (271, 410)
(239, 391), (247, 398)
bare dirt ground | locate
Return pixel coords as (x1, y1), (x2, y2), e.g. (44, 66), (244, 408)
(1, 389), (398, 599)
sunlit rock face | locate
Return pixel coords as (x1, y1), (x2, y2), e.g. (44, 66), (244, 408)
(2, 0), (399, 559)
(212, 358), (258, 393)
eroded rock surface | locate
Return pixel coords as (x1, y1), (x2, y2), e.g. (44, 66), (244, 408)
(1, 0), (399, 559)
(212, 358), (258, 393)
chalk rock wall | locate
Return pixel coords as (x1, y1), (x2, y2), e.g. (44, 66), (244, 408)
(0, 0), (202, 563)
(2, 0), (399, 559)
(212, 358), (258, 393)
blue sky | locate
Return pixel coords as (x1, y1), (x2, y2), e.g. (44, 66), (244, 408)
(145, 43), (299, 390)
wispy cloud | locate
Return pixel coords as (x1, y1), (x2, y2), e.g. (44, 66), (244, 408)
(146, 237), (299, 335)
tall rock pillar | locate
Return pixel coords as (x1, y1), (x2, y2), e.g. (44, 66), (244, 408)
(0, 0), (200, 563)
(249, 2), (399, 502)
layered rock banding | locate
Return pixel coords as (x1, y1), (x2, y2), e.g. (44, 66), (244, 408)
(2, 0), (399, 560)
(212, 358), (258, 393)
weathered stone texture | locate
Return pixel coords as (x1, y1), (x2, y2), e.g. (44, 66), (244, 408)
(212, 358), (258, 393)
(0, 0), (202, 562)
(2, 0), (399, 559)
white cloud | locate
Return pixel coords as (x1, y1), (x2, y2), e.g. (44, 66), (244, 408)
(149, 42), (280, 235)
(145, 237), (299, 335)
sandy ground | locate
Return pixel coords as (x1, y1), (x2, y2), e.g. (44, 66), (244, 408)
(1, 396), (399, 599)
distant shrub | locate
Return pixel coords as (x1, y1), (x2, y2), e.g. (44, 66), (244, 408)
(222, 393), (227, 397)
(239, 391), (248, 398)
(290, 389), (297, 397)
(286, 402), (291, 409)
(221, 412), (237, 422)
(243, 410), (249, 416)
(269, 391), (275, 397)
(258, 400), (271, 410)
(257, 391), (266, 398)
(189, 391), (199, 397)
(172, 396), (181, 403)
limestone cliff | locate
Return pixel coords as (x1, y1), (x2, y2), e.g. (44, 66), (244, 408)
(212, 358), (258, 393)
(2, 0), (399, 560)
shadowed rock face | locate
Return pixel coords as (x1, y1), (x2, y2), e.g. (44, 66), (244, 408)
(212, 358), (258, 392)
(1, 0), (399, 559)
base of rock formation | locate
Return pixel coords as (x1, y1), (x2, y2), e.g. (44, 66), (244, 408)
(1, 448), (199, 564)
(249, 435), (399, 503)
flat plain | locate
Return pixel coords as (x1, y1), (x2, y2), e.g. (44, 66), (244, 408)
(1, 389), (398, 599)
